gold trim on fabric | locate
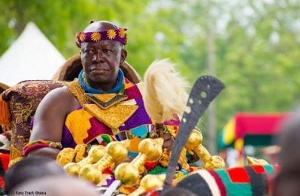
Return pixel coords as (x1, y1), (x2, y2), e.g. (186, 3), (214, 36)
(93, 94), (119, 103)
(8, 157), (23, 168)
(65, 79), (87, 105)
(83, 103), (138, 133)
(9, 144), (22, 164)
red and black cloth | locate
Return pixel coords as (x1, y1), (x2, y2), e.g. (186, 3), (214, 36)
(0, 153), (9, 194)
(176, 165), (278, 196)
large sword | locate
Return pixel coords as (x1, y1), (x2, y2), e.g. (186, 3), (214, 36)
(161, 75), (225, 193)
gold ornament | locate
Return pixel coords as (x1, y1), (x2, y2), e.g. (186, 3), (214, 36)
(178, 148), (189, 171)
(91, 32), (101, 41)
(119, 28), (126, 38)
(159, 148), (170, 167)
(107, 29), (117, 39)
(129, 174), (166, 196)
(74, 144), (87, 162)
(185, 129), (225, 169)
(78, 141), (128, 184)
(203, 155), (225, 169)
(84, 103), (138, 131)
(247, 156), (269, 166)
(64, 145), (106, 176)
(114, 163), (140, 187)
(115, 138), (164, 186)
(56, 148), (76, 166)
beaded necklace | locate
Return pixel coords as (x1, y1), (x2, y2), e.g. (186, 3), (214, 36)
(78, 69), (124, 94)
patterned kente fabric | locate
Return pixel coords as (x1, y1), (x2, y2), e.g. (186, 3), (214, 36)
(63, 78), (176, 156)
(1, 80), (64, 162)
(174, 164), (279, 196)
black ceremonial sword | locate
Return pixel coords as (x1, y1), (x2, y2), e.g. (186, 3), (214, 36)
(161, 75), (225, 193)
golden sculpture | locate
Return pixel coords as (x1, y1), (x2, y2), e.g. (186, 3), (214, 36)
(129, 174), (166, 196)
(247, 156), (269, 166)
(115, 138), (164, 186)
(185, 129), (225, 169)
(56, 147), (77, 166)
(74, 144), (87, 162)
(56, 144), (88, 166)
(158, 148), (170, 167)
(178, 148), (189, 170)
(78, 141), (128, 184)
(63, 145), (106, 176)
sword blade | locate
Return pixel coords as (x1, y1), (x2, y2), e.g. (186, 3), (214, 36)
(103, 180), (122, 196)
(162, 75), (225, 192)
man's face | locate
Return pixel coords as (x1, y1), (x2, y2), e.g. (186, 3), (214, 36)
(81, 40), (123, 88)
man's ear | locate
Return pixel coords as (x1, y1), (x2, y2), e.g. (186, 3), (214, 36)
(120, 49), (127, 64)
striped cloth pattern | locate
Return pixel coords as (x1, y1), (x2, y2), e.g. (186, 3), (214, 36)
(176, 165), (277, 196)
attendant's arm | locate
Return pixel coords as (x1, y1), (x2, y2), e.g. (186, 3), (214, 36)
(28, 87), (77, 159)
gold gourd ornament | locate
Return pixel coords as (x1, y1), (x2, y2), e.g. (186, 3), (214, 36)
(178, 148), (189, 170)
(78, 141), (128, 184)
(114, 138), (164, 186)
(56, 148), (77, 166)
(129, 174), (166, 196)
(56, 144), (87, 166)
(247, 156), (269, 166)
(185, 129), (225, 169)
(63, 145), (106, 176)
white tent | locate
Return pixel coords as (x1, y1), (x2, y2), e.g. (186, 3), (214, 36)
(0, 22), (66, 86)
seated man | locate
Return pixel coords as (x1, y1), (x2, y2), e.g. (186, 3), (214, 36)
(25, 20), (154, 159)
